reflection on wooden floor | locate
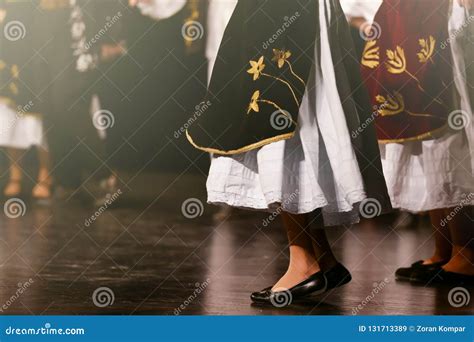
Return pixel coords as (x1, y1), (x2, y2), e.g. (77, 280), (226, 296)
(0, 173), (472, 315)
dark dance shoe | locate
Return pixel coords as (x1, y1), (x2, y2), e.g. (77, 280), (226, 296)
(250, 272), (327, 306)
(395, 260), (446, 282)
(427, 269), (474, 286)
(325, 263), (352, 290)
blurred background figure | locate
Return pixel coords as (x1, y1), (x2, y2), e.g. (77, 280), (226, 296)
(0, 0), (52, 202)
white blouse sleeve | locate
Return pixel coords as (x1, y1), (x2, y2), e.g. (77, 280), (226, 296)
(137, 0), (187, 21)
(339, 0), (382, 23)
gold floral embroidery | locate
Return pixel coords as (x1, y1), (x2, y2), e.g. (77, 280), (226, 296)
(272, 49), (306, 87)
(248, 90), (261, 114)
(246, 89), (297, 126)
(375, 92), (405, 116)
(272, 49), (291, 69)
(361, 40), (380, 69)
(386, 46), (423, 87)
(0, 60), (6, 71)
(247, 56), (266, 81)
(247, 56), (300, 106)
(417, 36), (436, 63)
(386, 46), (407, 74)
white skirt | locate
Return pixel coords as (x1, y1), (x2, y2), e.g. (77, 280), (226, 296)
(0, 104), (48, 150)
(206, 1), (368, 227)
(379, 3), (474, 212)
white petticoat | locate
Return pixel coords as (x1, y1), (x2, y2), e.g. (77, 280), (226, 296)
(379, 2), (474, 212)
(206, 0), (368, 226)
(0, 104), (48, 150)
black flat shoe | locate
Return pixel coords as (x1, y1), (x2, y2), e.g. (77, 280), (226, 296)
(250, 271), (327, 306)
(428, 269), (474, 286)
(395, 260), (446, 282)
(325, 263), (352, 290)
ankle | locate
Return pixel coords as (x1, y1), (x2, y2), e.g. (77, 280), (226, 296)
(425, 254), (450, 265)
(317, 255), (339, 271)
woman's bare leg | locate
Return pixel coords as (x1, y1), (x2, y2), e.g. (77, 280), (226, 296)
(3, 148), (23, 196)
(310, 229), (339, 271)
(443, 206), (474, 275)
(423, 209), (453, 264)
(32, 147), (52, 199)
(272, 213), (321, 290)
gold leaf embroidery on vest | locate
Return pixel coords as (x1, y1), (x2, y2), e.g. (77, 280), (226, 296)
(386, 46), (406, 74)
(386, 46), (423, 86)
(375, 92), (405, 116)
(417, 36), (436, 63)
(361, 40), (380, 69)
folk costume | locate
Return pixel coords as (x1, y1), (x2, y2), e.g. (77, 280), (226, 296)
(0, 0), (49, 150)
(38, 0), (105, 189)
(187, 0), (391, 226)
(361, 0), (474, 212)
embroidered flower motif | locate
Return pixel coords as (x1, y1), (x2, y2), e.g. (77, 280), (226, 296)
(247, 90), (261, 114)
(272, 49), (292, 69)
(247, 56), (265, 81)
(386, 46), (406, 74)
(417, 36), (436, 63)
(376, 92), (405, 116)
(361, 40), (380, 69)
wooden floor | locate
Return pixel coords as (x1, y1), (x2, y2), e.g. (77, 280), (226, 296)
(0, 173), (472, 315)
